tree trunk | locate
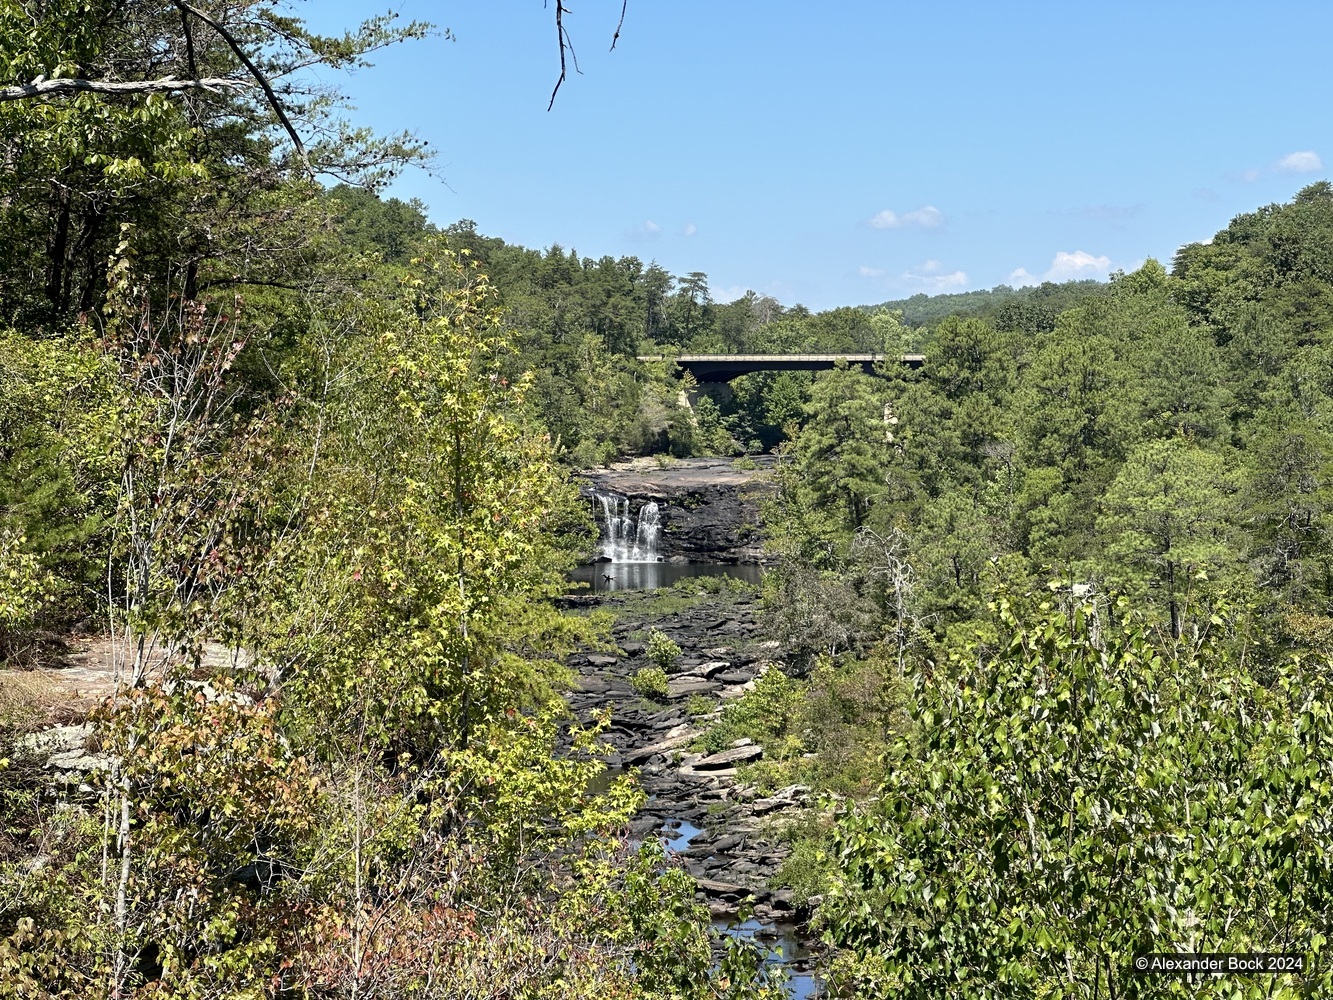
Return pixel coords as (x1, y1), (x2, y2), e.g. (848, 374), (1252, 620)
(1167, 559), (1181, 639)
(45, 187), (71, 314)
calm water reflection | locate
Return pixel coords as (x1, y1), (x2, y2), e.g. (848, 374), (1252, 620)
(569, 561), (763, 593)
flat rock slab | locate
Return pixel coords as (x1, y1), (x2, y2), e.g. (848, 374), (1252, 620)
(666, 677), (722, 699)
(586, 456), (774, 493)
(693, 744), (763, 770)
(622, 727), (701, 765)
(22, 723), (92, 754)
(695, 878), (757, 902)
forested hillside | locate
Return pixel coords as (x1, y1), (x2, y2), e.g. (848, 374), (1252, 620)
(865, 278), (1109, 329)
(3, 2), (1333, 998)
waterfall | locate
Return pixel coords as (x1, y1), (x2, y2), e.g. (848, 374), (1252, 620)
(595, 492), (662, 562)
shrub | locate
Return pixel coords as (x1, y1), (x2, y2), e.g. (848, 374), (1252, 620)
(699, 667), (802, 756)
(0, 529), (55, 663)
(684, 694), (714, 718)
(632, 665), (669, 700)
(645, 629), (681, 670)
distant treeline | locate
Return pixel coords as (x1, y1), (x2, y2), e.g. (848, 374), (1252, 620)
(864, 278), (1110, 329)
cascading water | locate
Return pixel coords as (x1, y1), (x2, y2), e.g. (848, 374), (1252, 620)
(595, 492), (662, 562)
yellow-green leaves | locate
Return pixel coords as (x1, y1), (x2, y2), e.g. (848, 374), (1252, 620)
(823, 601), (1333, 998)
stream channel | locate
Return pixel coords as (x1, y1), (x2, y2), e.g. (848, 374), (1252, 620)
(566, 490), (819, 997)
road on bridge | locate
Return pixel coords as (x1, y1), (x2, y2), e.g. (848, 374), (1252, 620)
(636, 353), (926, 383)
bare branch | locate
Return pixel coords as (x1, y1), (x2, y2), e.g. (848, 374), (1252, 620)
(0, 76), (248, 102)
(547, 1), (585, 111)
(610, 0), (628, 51)
(179, 6), (198, 79)
(547, 1), (568, 112)
(173, 1), (310, 172)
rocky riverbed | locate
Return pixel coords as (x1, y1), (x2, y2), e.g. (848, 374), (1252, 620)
(559, 584), (820, 985)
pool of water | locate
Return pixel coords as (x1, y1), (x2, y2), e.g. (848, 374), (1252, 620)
(662, 818), (703, 852)
(658, 812), (819, 999)
(570, 561), (763, 593)
(718, 918), (819, 999)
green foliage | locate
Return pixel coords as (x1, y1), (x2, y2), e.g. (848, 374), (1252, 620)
(645, 629), (681, 671)
(1174, 181), (1333, 344)
(0, 330), (119, 631)
(690, 393), (738, 455)
(0, 531), (53, 660)
(869, 279), (1109, 330)
(632, 665), (670, 700)
(0, 2), (432, 328)
(792, 362), (891, 532)
(823, 598), (1333, 998)
(684, 694), (715, 718)
(1099, 437), (1242, 637)
(699, 667), (801, 756)
(701, 650), (907, 799)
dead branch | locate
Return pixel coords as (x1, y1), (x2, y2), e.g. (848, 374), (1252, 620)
(547, 1), (581, 111)
(0, 76), (249, 102)
(610, 0), (628, 51)
(173, 1), (310, 171)
(548, 0), (626, 109)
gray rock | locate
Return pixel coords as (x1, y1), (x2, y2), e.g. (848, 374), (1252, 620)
(694, 744), (763, 770)
(695, 878), (754, 902)
(621, 726), (700, 765)
(47, 750), (107, 772)
(666, 677), (721, 699)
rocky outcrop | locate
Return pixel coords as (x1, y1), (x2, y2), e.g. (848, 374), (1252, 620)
(581, 457), (774, 564)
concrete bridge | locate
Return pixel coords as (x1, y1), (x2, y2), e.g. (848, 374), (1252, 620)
(638, 353), (925, 384)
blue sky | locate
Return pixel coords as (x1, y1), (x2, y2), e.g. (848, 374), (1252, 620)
(307, 1), (1332, 311)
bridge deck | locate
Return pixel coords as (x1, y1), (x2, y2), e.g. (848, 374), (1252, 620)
(638, 353), (925, 383)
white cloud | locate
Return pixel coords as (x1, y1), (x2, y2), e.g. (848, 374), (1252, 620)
(901, 263), (968, 291)
(870, 205), (943, 230)
(710, 285), (751, 304)
(858, 266), (888, 279)
(1006, 251), (1114, 287)
(1229, 151), (1323, 184)
(625, 220), (662, 241)
(681, 222), (698, 237)
(1044, 250), (1111, 281)
(1277, 150), (1324, 173)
